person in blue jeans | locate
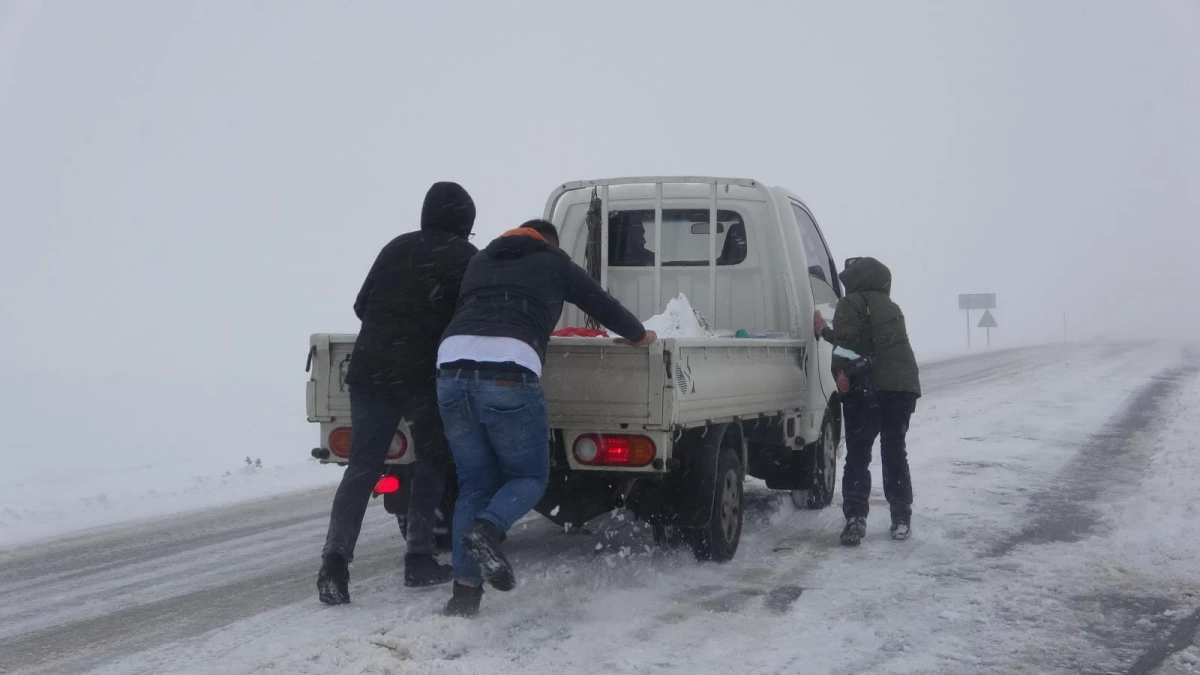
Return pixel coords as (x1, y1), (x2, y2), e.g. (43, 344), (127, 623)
(435, 219), (655, 617)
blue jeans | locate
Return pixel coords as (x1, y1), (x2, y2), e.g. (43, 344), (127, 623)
(436, 372), (550, 585)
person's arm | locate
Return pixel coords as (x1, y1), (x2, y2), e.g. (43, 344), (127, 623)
(430, 241), (478, 318)
(813, 310), (836, 345)
(353, 249), (387, 320)
(564, 263), (651, 344)
(829, 296), (865, 376)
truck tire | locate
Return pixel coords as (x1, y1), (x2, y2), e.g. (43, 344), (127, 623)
(790, 408), (839, 510)
(687, 445), (744, 562)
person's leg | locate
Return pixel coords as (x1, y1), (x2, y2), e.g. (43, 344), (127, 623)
(878, 392), (916, 530)
(322, 387), (403, 563)
(840, 398), (881, 521)
(435, 464), (459, 551)
(319, 386), (402, 604)
(400, 384), (455, 585)
(456, 380), (550, 593)
(404, 385), (453, 556)
(437, 378), (499, 587)
(475, 383), (551, 531)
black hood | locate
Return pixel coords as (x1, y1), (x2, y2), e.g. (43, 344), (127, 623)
(484, 230), (564, 260)
(421, 182), (476, 238)
(839, 257), (892, 295)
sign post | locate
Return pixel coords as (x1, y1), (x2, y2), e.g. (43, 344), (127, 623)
(978, 309), (998, 348)
(958, 294), (996, 350)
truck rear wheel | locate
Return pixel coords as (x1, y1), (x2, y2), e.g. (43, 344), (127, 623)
(687, 445), (743, 562)
(790, 409), (839, 510)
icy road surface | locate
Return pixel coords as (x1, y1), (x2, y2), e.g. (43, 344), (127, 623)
(2, 343), (1199, 675)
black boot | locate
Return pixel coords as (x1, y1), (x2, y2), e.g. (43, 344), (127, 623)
(404, 553), (453, 587)
(840, 517), (867, 547)
(317, 553), (350, 605)
(890, 517), (911, 541)
(462, 519), (515, 592)
(443, 582), (484, 617)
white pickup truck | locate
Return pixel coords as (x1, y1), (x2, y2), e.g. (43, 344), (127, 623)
(307, 176), (845, 561)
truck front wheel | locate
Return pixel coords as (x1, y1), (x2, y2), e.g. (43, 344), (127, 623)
(687, 445), (744, 562)
(791, 408), (840, 510)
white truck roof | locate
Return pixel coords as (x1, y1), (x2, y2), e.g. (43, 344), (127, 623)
(545, 176), (774, 220)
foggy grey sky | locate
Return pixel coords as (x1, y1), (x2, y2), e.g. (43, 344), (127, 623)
(1, 2), (1198, 464)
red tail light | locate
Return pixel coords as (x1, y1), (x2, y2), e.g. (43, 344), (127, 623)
(329, 427), (353, 458)
(328, 428), (408, 460)
(572, 434), (656, 467)
(374, 475), (401, 494)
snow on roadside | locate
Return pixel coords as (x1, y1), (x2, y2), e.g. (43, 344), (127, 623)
(0, 459), (342, 548)
(1104, 372), (1200, 585)
(1159, 644), (1200, 675)
(0, 371), (344, 549)
(1124, 374), (1200, 675)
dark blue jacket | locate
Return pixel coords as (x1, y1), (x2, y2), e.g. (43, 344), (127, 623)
(442, 230), (646, 363)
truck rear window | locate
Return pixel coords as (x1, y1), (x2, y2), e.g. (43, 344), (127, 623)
(606, 209), (747, 267)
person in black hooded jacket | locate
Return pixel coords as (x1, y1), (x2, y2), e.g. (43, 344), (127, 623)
(318, 182), (478, 605)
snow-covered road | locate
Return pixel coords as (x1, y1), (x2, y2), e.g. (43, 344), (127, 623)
(2, 342), (1199, 675)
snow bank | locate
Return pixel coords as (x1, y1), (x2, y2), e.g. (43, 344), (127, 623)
(1101, 373), (1200, 583)
(0, 373), (345, 548)
(642, 294), (712, 338)
(0, 457), (342, 548)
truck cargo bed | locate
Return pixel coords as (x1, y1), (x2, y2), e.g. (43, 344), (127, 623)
(543, 337), (806, 433)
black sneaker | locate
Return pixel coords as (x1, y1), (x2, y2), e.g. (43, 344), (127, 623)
(462, 519), (515, 592)
(317, 553), (350, 605)
(840, 517), (867, 546)
(890, 518), (911, 541)
(443, 582), (484, 617)
(404, 553), (453, 588)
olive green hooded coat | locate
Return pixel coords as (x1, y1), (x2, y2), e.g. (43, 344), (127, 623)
(828, 257), (921, 396)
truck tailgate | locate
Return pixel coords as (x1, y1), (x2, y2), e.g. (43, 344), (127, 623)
(542, 338), (807, 432)
(667, 338), (807, 425)
(307, 333), (355, 422)
(542, 339), (664, 429)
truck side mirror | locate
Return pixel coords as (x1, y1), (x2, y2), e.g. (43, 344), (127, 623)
(844, 257), (863, 271)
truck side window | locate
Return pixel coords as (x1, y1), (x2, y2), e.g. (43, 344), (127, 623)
(791, 203), (839, 305)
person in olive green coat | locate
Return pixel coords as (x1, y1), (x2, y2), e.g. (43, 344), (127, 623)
(814, 257), (921, 545)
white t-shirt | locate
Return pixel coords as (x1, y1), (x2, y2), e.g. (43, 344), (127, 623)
(437, 335), (543, 377)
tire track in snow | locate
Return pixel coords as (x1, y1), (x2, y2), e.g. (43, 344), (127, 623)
(980, 350), (1200, 673)
(990, 362), (1200, 557)
(0, 488), (406, 675)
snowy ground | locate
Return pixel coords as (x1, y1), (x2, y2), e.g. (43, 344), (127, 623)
(2, 342), (1198, 674)
(0, 375), (344, 548)
(0, 454), (342, 548)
